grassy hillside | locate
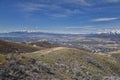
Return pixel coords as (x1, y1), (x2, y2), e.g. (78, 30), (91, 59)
(0, 40), (39, 54)
(0, 47), (120, 80)
(27, 41), (56, 48)
(25, 47), (120, 80)
(0, 45), (120, 80)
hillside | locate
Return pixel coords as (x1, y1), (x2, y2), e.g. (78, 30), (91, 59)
(24, 47), (120, 80)
(27, 41), (56, 48)
(0, 47), (120, 80)
(0, 40), (39, 54)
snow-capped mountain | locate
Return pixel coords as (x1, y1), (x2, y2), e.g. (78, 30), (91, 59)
(97, 30), (120, 34)
(89, 30), (120, 42)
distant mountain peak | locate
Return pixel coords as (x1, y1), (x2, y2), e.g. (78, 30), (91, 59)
(97, 30), (120, 34)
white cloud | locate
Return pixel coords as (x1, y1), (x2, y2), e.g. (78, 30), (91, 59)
(19, 2), (63, 12)
(66, 27), (83, 29)
(62, 0), (91, 6)
(65, 26), (94, 29)
(18, 0), (90, 12)
(105, 0), (120, 3)
(49, 9), (82, 17)
(19, 1), (83, 17)
(91, 17), (119, 22)
(19, 3), (47, 12)
(65, 9), (82, 14)
(50, 14), (68, 17)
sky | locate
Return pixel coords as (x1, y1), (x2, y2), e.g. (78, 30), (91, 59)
(0, 0), (120, 34)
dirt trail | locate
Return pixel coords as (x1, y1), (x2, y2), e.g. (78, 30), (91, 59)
(32, 47), (67, 55)
(107, 50), (120, 54)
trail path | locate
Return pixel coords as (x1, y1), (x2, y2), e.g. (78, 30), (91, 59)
(32, 47), (67, 55)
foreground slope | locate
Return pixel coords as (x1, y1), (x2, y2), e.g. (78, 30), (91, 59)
(0, 40), (39, 54)
(25, 47), (120, 80)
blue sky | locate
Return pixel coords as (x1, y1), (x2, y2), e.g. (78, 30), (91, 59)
(0, 0), (120, 34)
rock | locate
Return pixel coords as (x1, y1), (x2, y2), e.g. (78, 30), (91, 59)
(103, 76), (120, 80)
(82, 56), (102, 68)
